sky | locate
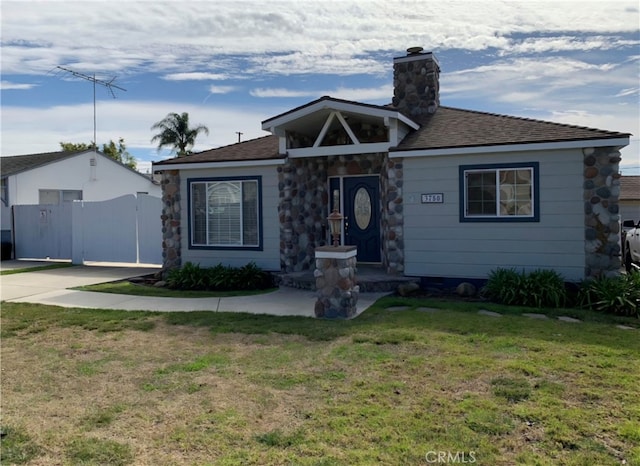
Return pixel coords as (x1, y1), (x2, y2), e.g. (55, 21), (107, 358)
(1, 0), (639, 176)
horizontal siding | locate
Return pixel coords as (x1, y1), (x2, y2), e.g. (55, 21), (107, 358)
(620, 202), (640, 223)
(402, 149), (585, 281)
(180, 165), (280, 271)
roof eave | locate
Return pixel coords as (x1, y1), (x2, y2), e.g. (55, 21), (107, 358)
(391, 137), (631, 158)
(153, 158), (286, 171)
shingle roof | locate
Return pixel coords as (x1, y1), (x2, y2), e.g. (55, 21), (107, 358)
(1, 150), (85, 177)
(393, 106), (630, 152)
(621, 176), (640, 201)
(153, 105), (631, 167)
(153, 135), (281, 166)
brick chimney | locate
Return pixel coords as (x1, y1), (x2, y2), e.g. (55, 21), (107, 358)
(392, 47), (440, 117)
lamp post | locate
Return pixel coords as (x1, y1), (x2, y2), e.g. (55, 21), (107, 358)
(327, 208), (344, 247)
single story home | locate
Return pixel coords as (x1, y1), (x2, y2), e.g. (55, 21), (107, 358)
(1, 149), (160, 244)
(153, 48), (630, 283)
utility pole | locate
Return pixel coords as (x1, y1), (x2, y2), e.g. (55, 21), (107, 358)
(236, 131), (243, 143)
(54, 66), (126, 149)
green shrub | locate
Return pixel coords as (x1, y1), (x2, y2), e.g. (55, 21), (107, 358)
(483, 268), (567, 308)
(166, 262), (208, 290)
(167, 262), (273, 291)
(578, 273), (640, 318)
(484, 268), (524, 306)
(523, 269), (567, 308)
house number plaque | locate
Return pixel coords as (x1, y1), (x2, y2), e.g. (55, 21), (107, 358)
(421, 193), (444, 204)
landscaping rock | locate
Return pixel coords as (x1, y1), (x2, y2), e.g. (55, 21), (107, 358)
(397, 282), (420, 296)
(416, 307), (440, 313)
(478, 310), (502, 317)
(154, 280), (166, 288)
(456, 282), (477, 297)
(523, 313), (549, 320)
(616, 325), (635, 330)
(386, 306), (411, 312)
(557, 316), (581, 323)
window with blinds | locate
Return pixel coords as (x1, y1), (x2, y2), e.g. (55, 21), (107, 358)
(190, 178), (260, 248)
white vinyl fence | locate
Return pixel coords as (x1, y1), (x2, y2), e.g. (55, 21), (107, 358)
(13, 194), (162, 265)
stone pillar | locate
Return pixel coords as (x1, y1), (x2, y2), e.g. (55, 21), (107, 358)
(381, 155), (404, 275)
(160, 169), (181, 274)
(314, 246), (359, 318)
(583, 147), (622, 278)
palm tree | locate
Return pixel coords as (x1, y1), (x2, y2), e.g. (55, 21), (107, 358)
(150, 112), (209, 157)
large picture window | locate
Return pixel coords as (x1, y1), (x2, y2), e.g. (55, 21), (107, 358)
(459, 162), (539, 222)
(189, 177), (261, 249)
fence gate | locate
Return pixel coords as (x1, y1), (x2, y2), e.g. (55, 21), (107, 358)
(13, 204), (73, 260)
(13, 194), (162, 265)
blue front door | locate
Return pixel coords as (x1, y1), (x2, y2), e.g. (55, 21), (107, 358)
(332, 176), (381, 263)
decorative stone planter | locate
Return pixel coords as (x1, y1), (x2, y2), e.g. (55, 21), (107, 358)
(314, 246), (359, 318)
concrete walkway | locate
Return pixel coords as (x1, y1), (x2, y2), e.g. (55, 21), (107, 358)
(0, 261), (388, 318)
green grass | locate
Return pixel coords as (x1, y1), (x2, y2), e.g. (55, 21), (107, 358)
(0, 262), (73, 275)
(0, 303), (157, 339)
(2, 298), (639, 465)
(66, 437), (133, 466)
(0, 425), (41, 464)
(74, 280), (278, 298)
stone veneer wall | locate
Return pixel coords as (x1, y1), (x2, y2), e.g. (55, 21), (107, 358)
(392, 53), (440, 117)
(583, 146), (622, 278)
(380, 156), (404, 274)
(160, 170), (182, 272)
(278, 158), (329, 272)
(277, 152), (405, 275)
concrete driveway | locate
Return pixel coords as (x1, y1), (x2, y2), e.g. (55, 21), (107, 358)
(1, 262), (160, 301)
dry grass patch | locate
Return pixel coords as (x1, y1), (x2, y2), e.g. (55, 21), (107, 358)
(2, 300), (639, 465)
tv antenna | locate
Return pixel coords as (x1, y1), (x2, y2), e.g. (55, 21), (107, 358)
(54, 66), (127, 150)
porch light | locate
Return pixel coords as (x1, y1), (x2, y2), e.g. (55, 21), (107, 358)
(327, 208), (344, 247)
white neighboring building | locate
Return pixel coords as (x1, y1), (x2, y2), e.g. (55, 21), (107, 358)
(1, 149), (160, 242)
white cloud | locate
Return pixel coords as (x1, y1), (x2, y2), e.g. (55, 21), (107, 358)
(442, 57), (639, 105)
(250, 88), (315, 98)
(2, 1), (637, 76)
(250, 85), (391, 101)
(207, 85), (237, 94)
(163, 72), (229, 81)
(0, 81), (37, 90)
(500, 36), (640, 55)
(615, 87), (640, 98)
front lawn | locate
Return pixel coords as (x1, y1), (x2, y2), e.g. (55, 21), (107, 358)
(1, 299), (638, 465)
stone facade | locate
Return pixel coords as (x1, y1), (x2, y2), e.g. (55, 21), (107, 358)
(277, 152), (405, 275)
(277, 158), (329, 272)
(392, 50), (440, 117)
(161, 170), (182, 273)
(380, 156), (404, 274)
(583, 146), (622, 278)
(314, 246), (359, 318)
